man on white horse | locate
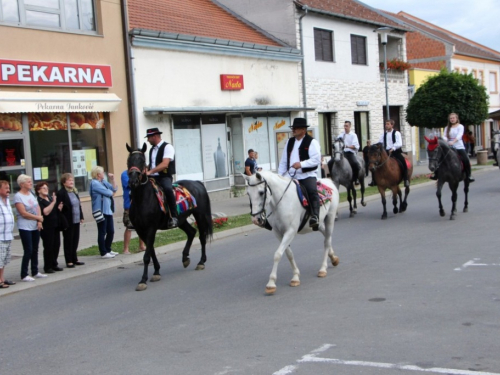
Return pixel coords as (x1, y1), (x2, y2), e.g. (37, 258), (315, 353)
(278, 117), (321, 230)
(336, 120), (361, 185)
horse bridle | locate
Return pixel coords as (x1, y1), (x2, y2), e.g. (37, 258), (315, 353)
(128, 151), (148, 185)
(247, 179), (272, 225)
(333, 139), (344, 160)
(428, 144), (452, 170)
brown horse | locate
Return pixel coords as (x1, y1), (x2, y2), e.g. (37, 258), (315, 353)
(367, 143), (413, 220)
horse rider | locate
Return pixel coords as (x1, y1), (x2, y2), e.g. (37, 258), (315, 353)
(278, 117), (322, 230)
(442, 113), (474, 182)
(378, 119), (409, 187)
(336, 120), (361, 185)
(145, 127), (178, 228)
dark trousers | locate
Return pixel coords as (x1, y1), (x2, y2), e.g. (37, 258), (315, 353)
(153, 175), (178, 218)
(63, 223), (80, 265)
(390, 149), (408, 181)
(19, 229), (40, 279)
(456, 149), (472, 178)
(299, 177), (319, 216)
(97, 214), (115, 256)
(41, 227), (61, 271)
(344, 152), (360, 181)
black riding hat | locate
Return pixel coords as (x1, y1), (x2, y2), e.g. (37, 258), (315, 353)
(289, 117), (310, 129)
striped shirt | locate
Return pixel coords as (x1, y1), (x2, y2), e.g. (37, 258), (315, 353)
(0, 197), (14, 241)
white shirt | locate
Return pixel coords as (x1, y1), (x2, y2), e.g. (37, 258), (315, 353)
(337, 132), (360, 153)
(443, 124), (465, 150)
(378, 130), (402, 151)
(0, 196), (14, 241)
(150, 140), (175, 176)
(278, 136), (321, 179)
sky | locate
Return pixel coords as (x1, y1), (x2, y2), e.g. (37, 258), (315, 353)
(361, 0), (500, 52)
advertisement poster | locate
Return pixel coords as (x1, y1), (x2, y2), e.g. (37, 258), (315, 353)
(173, 128), (203, 180)
(0, 113), (22, 132)
(28, 112), (105, 131)
(243, 117), (270, 169)
(72, 150), (87, 177)
(201, 123), (228, 180)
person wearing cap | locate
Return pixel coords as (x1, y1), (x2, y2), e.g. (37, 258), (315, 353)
(245, 149), (257, 176)
(336, 120), (361, 185)
(378, 119), (409, 187)
(278, 117), (322, 230)
(145, 128), (178, 228)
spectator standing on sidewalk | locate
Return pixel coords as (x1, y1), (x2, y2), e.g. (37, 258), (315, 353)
(121, 170), (145, 254)
(0, 180), (15, 288)
(15, 174), (47, 282)
(468, 131), (476, 157)
(35, 181), (64, 273)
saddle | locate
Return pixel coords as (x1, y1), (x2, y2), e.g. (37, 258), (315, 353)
(149, 179), (197, 215)
(391, 153), (412, 170)
(292, 180), (333, 231)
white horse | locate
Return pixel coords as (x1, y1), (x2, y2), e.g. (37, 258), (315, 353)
(243, 170), (340, 295)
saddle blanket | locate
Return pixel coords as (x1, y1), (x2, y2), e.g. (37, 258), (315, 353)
(149, 179), (197, 214)
(294, 180), (333, 208)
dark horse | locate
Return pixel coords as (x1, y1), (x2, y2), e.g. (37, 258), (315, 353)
(367, 143), (413, 220)
(424, 136), (469, 220)
(126, 143), (213, 291)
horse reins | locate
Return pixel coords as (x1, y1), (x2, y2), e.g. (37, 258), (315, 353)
(128, 152), (149, 185)
(428, 144), (452, 170)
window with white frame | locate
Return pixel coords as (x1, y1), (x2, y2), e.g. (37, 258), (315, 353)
(489, 71), (498, 93)
(0, 0), (96, 32)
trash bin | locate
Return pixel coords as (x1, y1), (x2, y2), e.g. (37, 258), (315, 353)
(476, 150), (488, 165)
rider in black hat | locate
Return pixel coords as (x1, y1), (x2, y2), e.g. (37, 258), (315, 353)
(145, 127), (178, 228)
(278, 117), (322, 230)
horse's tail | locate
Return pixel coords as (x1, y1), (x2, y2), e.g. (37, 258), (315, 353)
(196, 180), (214, 242)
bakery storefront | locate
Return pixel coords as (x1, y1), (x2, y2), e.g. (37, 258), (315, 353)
(0, 59), (121, 197)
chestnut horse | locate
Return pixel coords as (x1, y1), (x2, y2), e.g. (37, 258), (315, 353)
(367, 143), (413, 220)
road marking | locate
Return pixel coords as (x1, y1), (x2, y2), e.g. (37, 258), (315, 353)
(274, 344), (500, 375)
(455, 258), (500, 271)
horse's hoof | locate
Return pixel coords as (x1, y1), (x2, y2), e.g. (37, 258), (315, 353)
(381, 215), (387, 220)
(183, 259), (191, 268)
(463, 207), (468, 213)
(349, 212), (355, 218)
(353, 208), (357, 214)
(290, 280), (300, 287)
(265, 286), (276, 295)
(317, 271), (327, 278)
(450, 215), (456, 220)
(361, 202), (366, 207)
(195, 264), (205, 270)
(150, 275), (161, 282)
(335, 217), (339, 221)
(330, 255), (340, 267)
(136, 283), (147, 291)
(393, 207), (398, 214)
(439, 210), (445, 217)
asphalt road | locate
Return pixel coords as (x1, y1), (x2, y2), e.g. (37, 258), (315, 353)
(2, 170), (500, 375)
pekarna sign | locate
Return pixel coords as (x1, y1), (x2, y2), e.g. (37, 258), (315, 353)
(220, 74), (244, 90)
(0, 59), (112, 87)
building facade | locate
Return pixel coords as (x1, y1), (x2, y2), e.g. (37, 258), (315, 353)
(0, 0), (131, 217)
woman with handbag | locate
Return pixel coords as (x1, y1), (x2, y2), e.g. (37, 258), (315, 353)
(56, 173), (85, 268)
(90, 166), (118, 259)
(36, 181), (64, 273)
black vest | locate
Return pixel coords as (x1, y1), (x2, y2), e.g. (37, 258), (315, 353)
(286, 134), (317, 173)
(383, 130), (397, 150)
(148, 142), (176, 177)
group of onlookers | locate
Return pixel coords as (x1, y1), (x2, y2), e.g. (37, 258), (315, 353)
(0, 166), (121, 288)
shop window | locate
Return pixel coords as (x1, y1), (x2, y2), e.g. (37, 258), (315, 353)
(29, 112), (107, 194)
(351, 35), (367, 65)
(244, 116), (271, 171)
(0, 0), (96, 32)
(173, 115), (203, 181)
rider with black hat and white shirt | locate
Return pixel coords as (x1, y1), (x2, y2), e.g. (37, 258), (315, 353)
(145, 127), (178, 228)
(278, 118), (322, 230)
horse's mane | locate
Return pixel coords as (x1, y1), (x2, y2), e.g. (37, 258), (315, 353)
(436, 137), (451, 151)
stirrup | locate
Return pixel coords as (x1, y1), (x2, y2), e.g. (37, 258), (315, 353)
(309, 215), (319, 227)
(168, 217), (179, 228)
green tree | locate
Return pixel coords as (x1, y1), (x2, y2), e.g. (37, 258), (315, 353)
(406, 69), (489, 128)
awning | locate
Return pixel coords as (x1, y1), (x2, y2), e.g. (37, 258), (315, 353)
(0, 92), (122, 113)
(489, 109), (500, 120)
(143, 105), (315, 115)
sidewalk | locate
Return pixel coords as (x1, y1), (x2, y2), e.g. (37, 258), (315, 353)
(1, 160), (493, 296)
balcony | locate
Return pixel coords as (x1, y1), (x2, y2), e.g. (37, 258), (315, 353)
(380, 68), (406, 83)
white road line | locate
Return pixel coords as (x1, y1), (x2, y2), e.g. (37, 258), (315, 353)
(274, 344), (500, 375)
(455, 258), (500, 271)
(299, 355), (500, 375)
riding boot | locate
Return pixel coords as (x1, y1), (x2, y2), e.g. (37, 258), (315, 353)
(403, 169), (410, 187)
(465, 161), (475, 182)
(368, 173), (376, 187)
(309, 201), (320, 231)
(167, 199), (179, 228)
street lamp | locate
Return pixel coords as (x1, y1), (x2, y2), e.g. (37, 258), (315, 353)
(376, 26), (393, 122)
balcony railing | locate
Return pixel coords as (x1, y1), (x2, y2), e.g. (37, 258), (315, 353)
(380, 68), (406, 81)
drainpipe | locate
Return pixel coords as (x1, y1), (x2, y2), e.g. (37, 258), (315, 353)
(299, 6), (308, 120)
(121, 0), (139, 149)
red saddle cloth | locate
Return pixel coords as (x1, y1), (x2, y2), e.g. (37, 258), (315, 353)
(294, 180), (333, 208)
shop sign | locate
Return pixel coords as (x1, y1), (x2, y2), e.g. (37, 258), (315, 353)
(0, 59), (112, 87)
(220, 74), (244, 90)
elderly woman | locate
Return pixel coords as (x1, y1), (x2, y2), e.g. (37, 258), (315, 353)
(90, 166), (118, 259)
(14, 174), (47, 282)
(56, 173), (84, 268)
(36, 181), (64, 274)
